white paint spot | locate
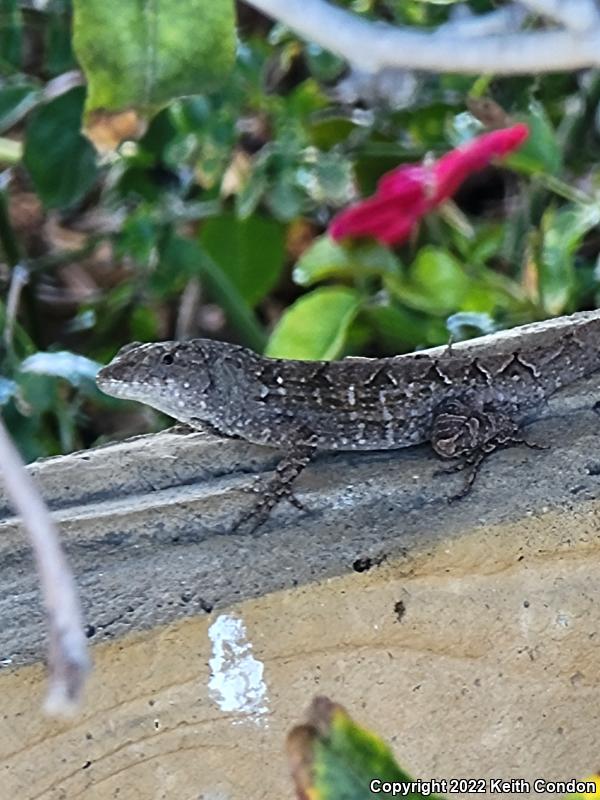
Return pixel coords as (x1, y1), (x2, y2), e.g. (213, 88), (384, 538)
(208, 614), (269, 725)
(347, 385), (356, 406)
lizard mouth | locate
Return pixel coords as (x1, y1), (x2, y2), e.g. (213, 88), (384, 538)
(96, 367), (178, 413)
(95, 369), (137, 400)
(96, 375), (162, 410)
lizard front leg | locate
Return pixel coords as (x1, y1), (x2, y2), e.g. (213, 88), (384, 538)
(234, 442), (317, 533)
(430, 399), (539, 498)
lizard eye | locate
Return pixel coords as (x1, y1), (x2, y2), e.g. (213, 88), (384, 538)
(162, 353), (175, 365)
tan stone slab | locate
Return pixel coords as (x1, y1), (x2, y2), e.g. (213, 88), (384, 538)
(1, 507), (599, 799)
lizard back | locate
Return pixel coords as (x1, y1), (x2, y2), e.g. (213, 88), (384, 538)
(253, 312), (600, 449)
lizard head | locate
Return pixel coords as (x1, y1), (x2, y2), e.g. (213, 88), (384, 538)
(96, 339), (257, 427)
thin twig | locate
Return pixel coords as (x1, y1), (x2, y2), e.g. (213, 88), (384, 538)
(243, 0), (600, 74)
(4, 264), (29, 351)
(43, 70), (85, 102)
(0, 419), (90, 715)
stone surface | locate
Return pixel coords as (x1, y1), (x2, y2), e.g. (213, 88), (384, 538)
(1, 375), (600, 797)
(2, 516), (600, 799)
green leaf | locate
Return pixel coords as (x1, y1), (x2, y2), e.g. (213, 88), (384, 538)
(23, 87), (99, 209)
(366, 303), (447, 351)
(539, 204), (600, 315)
(117, 208), (159, 264)
(236, 166), (269, 219)
(0, 377), (17, 405)
(388, 246), (471, 315)
(45, 5), (76, 76)
(72, 0), (236, 114)
(310, 116), (356, 150)
(412, 247), (472, 306)
(446, 311), (496, 340)
(287, 78), (330, 119)
(507, 104), (562, 176)
(294, 236), (401, 287)
(16, 372), (61, 415)
(265, 177), (305, 221)
(266, 287), (361, 360)
(310, 150), (354, 204)
(451, 223), (504, 266)
(288, 697), (444, 800)
(0, 0), (22, 71)
(305, 45), (346, 83)
(200, 213), (285, 307)
(20, 351), (102, 387)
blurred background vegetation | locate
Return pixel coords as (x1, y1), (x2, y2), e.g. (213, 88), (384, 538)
(2, 0), (600, 461)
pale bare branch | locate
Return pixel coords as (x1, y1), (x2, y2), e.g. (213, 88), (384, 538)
(441, 4), (528, 37)
(4, 264), (28, 349)
(244, 0), (600, 75)
(0, 419), (90, 715)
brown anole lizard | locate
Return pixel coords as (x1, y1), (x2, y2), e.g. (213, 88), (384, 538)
(96, 309), (600, 530)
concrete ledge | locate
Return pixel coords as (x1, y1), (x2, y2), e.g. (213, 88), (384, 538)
(2, 377), (600, 664)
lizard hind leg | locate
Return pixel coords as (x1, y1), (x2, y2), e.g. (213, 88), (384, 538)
(430, 399), (527, 498)
(234, 443), (317, 534)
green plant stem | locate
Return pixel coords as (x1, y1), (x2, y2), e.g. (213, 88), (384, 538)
(535, 173), (593, 206)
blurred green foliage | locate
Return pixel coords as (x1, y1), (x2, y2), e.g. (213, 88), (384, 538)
(288, 696), (437, 800)
(23, 86), (98, 207)
(288, 696), (600, 800)
(2, 0), (600, 459)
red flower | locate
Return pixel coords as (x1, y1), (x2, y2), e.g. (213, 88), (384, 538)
(329, 123), (529, 246)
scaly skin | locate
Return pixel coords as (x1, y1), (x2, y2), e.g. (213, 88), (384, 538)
(97, 309), (600, 451)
